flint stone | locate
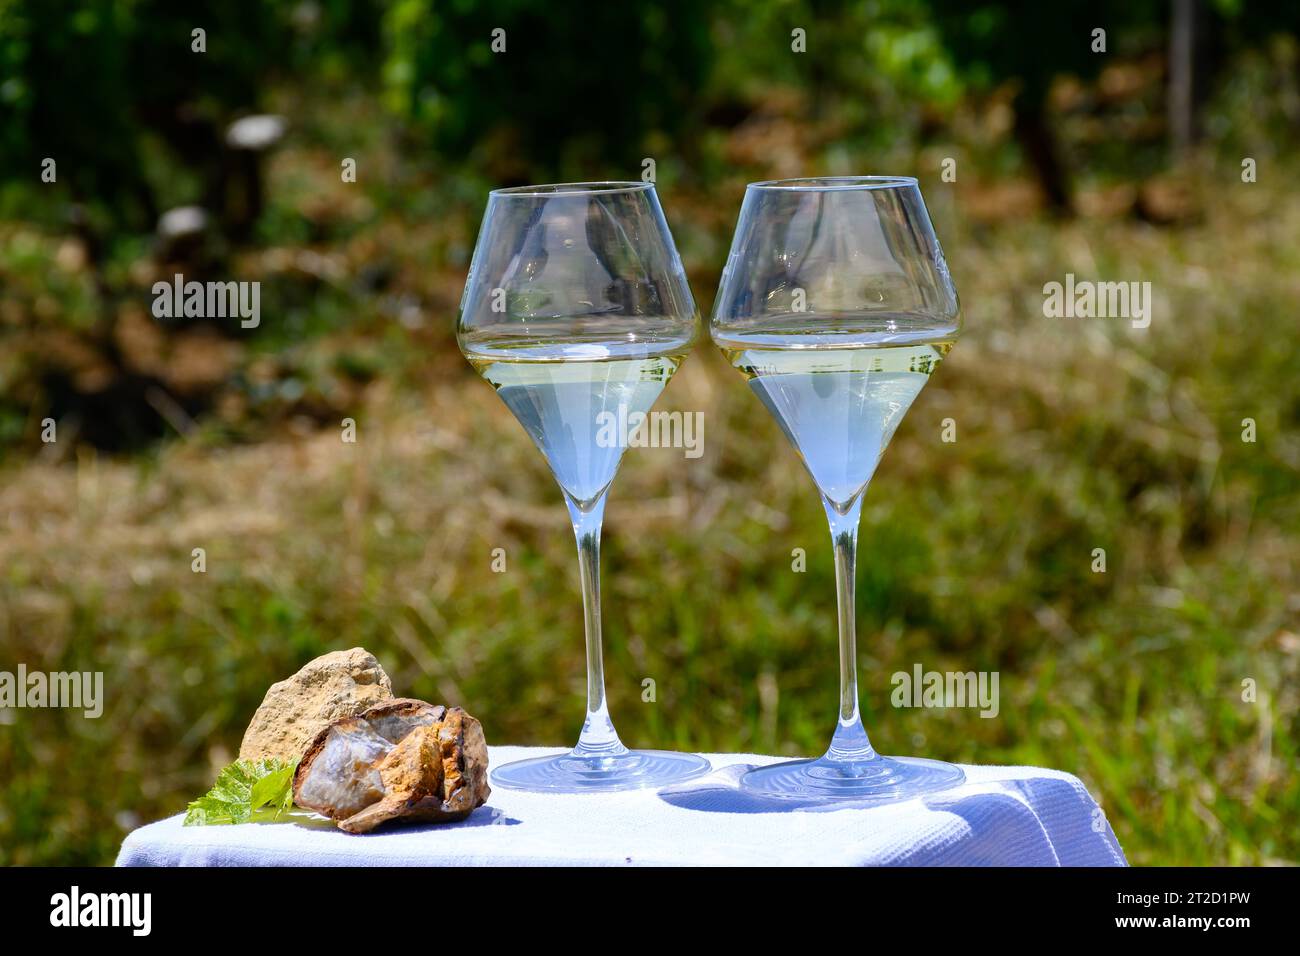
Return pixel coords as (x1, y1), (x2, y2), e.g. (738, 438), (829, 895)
(293, 698), (490, 834)
(238, 648), (394, 763)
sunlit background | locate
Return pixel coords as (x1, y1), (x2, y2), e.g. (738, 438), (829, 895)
(1, 0), (1297, 864)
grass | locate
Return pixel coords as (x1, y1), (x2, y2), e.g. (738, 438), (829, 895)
(1, 100), (1298, 865)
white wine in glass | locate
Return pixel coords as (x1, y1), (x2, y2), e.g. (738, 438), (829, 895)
(459, 182), (710, 792)
(466, 347), (687, 508)
(712, 177), (967, 801)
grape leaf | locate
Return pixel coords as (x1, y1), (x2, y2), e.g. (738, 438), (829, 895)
(184, 758), (298, 826)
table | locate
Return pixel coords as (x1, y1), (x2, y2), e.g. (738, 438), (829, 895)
(117, 746), (1128, 866)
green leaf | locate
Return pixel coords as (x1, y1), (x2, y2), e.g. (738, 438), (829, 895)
(183, 758), (298, 826)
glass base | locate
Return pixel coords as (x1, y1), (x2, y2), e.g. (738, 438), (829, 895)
(491, 749), (712, 793)
(740, 754), (965, 802)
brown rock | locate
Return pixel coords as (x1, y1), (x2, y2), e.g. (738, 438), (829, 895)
(238, 648), (394, 763)
(293, 698), (491, 834)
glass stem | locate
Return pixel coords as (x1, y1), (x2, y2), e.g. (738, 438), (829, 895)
(823, 494), (877, 764)
(566, 492), (628, 759)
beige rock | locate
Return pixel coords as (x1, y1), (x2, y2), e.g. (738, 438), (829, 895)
(238, 647), (394, 762)
(293, 698), (491, 834)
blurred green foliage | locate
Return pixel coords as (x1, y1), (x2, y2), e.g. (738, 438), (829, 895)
(1, 0), (284, 227)
(382, 0), (712, 174)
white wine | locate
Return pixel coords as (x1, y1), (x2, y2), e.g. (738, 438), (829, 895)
(709, 179), (969, 801)
(458, 181), (715, 793)
(467, 341), (686, 506)
(721, 331), (951, 507)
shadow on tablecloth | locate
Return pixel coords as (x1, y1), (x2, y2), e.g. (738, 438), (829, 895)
(656, 762), (1128, 866)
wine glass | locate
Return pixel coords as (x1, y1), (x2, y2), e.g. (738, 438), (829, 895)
(459, 181), (711, 792)
(711, 176), (966, 800)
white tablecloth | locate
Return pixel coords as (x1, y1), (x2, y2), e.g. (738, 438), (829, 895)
(116, 746), (1127, 867)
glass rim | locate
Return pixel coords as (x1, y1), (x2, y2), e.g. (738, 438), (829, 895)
(747, 175), (919, 192)
(489, 181), (654, 198)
